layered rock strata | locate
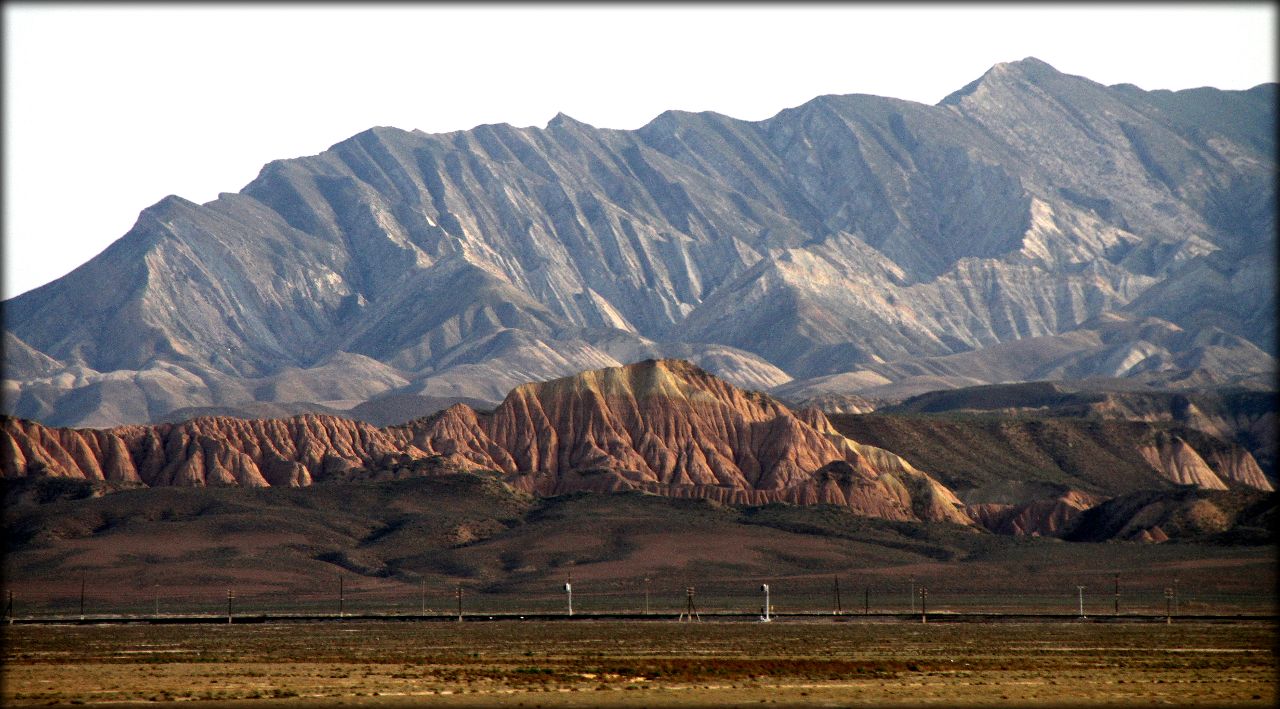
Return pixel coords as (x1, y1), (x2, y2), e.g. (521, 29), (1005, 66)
(6, 360), (1268, 533)
(2, 360), (969, 524)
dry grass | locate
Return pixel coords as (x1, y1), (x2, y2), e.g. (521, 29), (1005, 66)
(3, 620), (1274, 707)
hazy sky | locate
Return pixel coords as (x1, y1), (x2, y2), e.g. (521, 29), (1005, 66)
(3, 3), (1275, 299)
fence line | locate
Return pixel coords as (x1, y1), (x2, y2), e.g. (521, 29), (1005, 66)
(6, 579), (1273, 620)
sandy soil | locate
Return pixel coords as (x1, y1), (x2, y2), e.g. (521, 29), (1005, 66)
(3, 620), (1274, 707)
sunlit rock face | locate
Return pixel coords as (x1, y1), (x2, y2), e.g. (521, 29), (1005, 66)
(2, 360), (971, 525)
(4, 59), (1274, 427)
(7, 360), (1269, 535)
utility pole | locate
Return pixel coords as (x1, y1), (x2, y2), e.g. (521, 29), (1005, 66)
(644, 578), (650, 614)
(833, 576), (842, 615)
(920, 587), (928, 624)
(1114, 573), (1120, 616)
(1077, 585), (1086, 619)
(1173, 576), (1179, 616)
(910, 577), (915, 614)
(338, 575), (345, 619)
(1164, 587), (1173, 624)
(226, 589), (234, 624)
(864, 587), (869, 615)
(456, 585), (463, 622)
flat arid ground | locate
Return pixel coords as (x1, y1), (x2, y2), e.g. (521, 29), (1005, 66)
(2, 620), (1274, 707)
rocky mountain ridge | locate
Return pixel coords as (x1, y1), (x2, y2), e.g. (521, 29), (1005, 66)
(872, 380), (1277, 477)
(4, 360), (1270, 539)
(4, 360), (971, 524)
(3, 58), (1274, 427)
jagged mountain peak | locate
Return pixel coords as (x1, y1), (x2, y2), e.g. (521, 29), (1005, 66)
(939, 56), (1076, 105)
(635, 108), (723, 136)
(349, 125), (413, 141)
(990, 55), (1060, 76)
(978, 56), (1079, 88)
(147, 194), (201, 211)
(546, 111), (593, 131)
(505, 358), (776, 411)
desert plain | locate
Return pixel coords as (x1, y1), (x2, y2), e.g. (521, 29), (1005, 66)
(3, 618), (1275, 707)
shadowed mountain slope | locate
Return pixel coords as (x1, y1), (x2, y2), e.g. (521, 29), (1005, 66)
(877, 380), (1277, 475)
(3, 473), (1273, 615)
(829, 409), (1271, 538)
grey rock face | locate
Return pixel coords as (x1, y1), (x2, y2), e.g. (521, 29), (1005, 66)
(4, 58), (1274, 427)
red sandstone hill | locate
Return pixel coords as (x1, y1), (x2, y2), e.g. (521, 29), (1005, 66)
(2, 360), (971, 525)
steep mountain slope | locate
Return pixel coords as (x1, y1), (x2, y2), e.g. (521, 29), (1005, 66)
(829, 413), (1271, 497)
(875, 380), (1277, 476)
(1062, 487), (1275, 544)
(829, 409), (1271, 537)
(4, 59), (1274, 427)
(2, 360), (969, 524)
(773, 312), (1274, 406)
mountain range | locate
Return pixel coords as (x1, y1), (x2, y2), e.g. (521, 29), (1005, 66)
(5, 359), (1272, 541)
(3, 57), (1275, 428)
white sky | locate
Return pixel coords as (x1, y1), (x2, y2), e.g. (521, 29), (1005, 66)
(3, 3), (1275, 299)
